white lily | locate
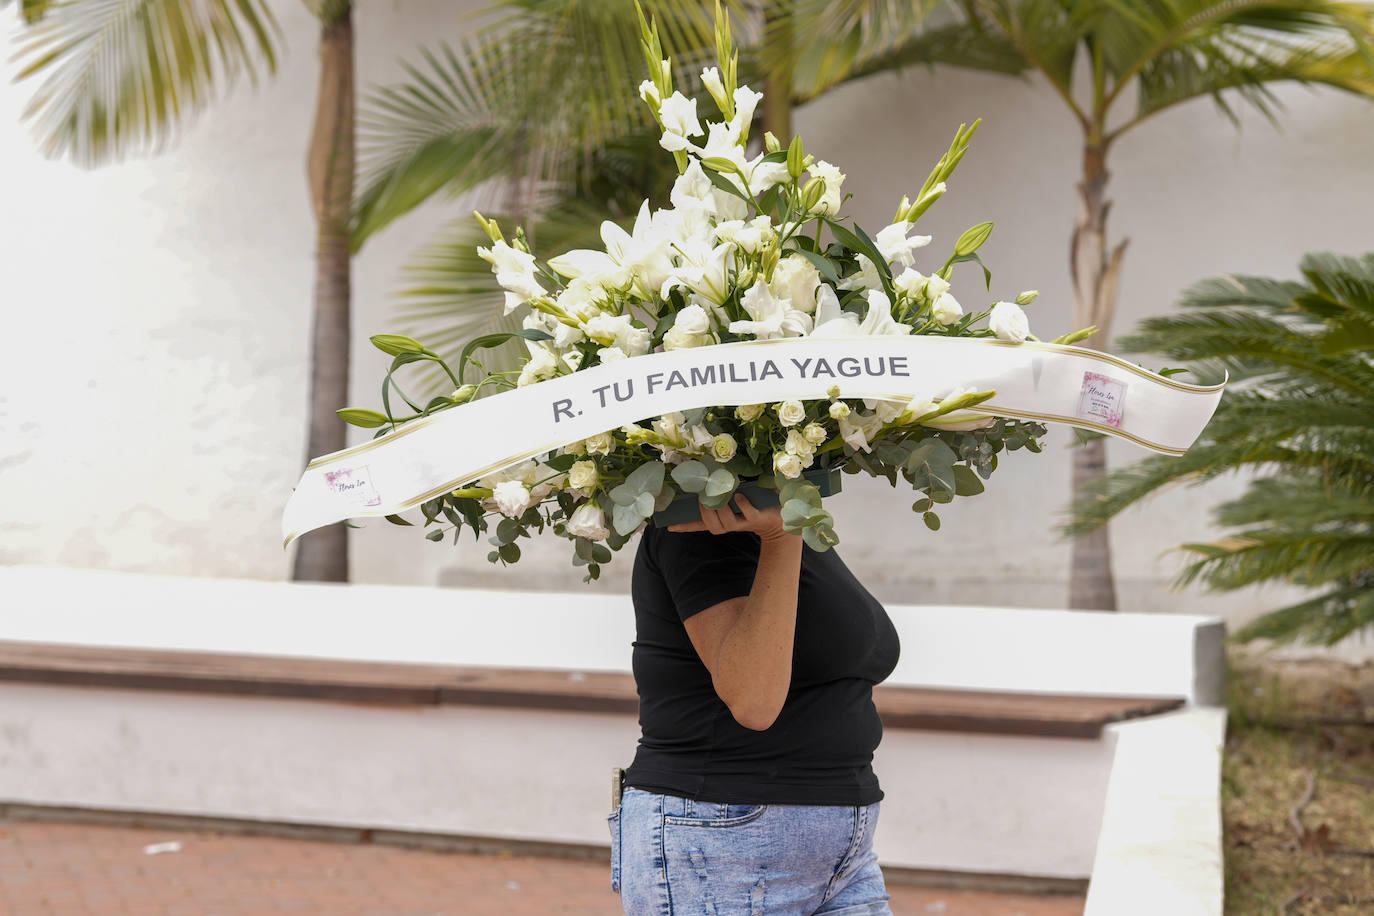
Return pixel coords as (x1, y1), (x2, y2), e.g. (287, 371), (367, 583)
(728, 279), (813, 340)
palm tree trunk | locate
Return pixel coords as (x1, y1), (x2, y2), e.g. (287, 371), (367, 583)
(292, 9), (355, 583)
(761, 4), (792, 141)
(1067, 142), (1128, 610)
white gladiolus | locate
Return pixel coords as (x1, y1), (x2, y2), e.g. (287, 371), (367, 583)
(638, 80), (660, 106)
(858, 290), (913, 337)
(566, 502), (612, 541)
(875, 221), (932, 271)
(477, 240), (546, 314)
(492, 480), (533, 518)
(730, 85), (764, 135)
(700, 67), (728, 111)
(517, 342), (559, 387)
(989, 300), (1031, 342)
(711, 433), (738, 461)
(658, 91), (703, 152)
(774, 451), (804, 479)
(583, 314), (651, 356)
(837, 254), (884, 293)
(776, 400), (807, 427)
(729, 280), (812, 340)
(568, 460), (599, 491)
(932, 292), (964, 325)
(810, 284), (861, 337)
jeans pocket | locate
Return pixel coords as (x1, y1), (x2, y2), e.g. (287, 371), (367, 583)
(607, 808), (622, 894)
(663, 803), (768, 829)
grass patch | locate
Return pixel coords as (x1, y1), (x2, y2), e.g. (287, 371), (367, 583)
(1223, 646), (1374, 914)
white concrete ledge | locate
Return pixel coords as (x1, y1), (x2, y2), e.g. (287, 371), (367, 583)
(1083, 707), (1228, 915)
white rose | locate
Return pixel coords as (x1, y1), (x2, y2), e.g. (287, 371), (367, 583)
(662, 304), (714, 350)
(828, 401), (850, 420)
(932, 292), (964, 326)
(492, 480), (533, 518)
(711, 433), (738, 462)
(568, 460), (599, 491)
(925, 273), (951, 301)
(776, 400), (807, 427)
(785, 429), (815, 461)
(517, 343), (559, 387)
(597, 346), (627, 365)
(773, 452), (804, 479)
(988, 301), (1030, 342)
(566, 502), (611, 541)
(581, 433), (612, 456)
(736, 404), (765, 422)
(803, 423), (828, 446)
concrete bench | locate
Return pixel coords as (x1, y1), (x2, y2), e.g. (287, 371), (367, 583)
(0, 566), (1225, 904)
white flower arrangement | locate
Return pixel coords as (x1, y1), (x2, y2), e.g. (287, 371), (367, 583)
(340, 7), (1092, 581)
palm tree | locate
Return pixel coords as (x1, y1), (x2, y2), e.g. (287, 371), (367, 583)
(1064, 251), (1374, 647)
(8, 0), (357, 582)
(352, 0), (1374, 608)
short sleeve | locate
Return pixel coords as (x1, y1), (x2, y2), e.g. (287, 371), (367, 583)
(646, 526), (760, 622)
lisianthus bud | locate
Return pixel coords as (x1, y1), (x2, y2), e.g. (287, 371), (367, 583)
(776, 400), (807, 427)
(828, 401), (850, 420)
(711, 433), (738, 462)
(763, 131), (781, 153)
(1015, 289), (1039, 305)
(568, 460), (599, 491)
(736, 404), (765, 422)
(800, 177), (826, 212)
(449, 384), (477, 404)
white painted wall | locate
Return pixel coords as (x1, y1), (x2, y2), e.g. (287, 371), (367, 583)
(2, 3), (1371, 657)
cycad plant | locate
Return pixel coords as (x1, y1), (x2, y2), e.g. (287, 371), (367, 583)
(1064, 252), (1374, 647)
(351, 0), (1374, 606)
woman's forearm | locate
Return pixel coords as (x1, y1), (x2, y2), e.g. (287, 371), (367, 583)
(712, 533), (803, 730)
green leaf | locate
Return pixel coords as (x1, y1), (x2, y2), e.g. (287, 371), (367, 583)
(953, 465), (985, 496)
(790, 248), (840, 285)
(624, 460), (667, 497)
(337, 408), (390, 429)
(544, 453), (579, 472)
(426, 529), (446, 542)
(781, 498), (816, 527)
(496, 517), (521, 544)
(944, 251), (992, 290)
(498, 541), (521, 563)
(612, 501), (644, 536)
(591, 543), (612, 564)
(827, 219), (892, 285)
(633, 491), (656, 518)
(802, 523), (839, 552)
(923, 512), (941, 531)
(384, 514), (413, 526)
(457, 329), (553, 381)
(703, 468), (737, 498)
(1072, 428), (1107, 446)
(671, 460), (710, 493)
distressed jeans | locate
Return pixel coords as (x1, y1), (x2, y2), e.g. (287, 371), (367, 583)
(609, 787), (894, 916)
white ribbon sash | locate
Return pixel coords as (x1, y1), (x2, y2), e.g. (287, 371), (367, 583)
(282, 337), (1224, 545)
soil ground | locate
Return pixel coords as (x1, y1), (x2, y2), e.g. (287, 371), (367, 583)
(1222, 643), (1374, 914)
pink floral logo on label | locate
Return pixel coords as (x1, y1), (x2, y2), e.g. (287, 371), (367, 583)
(1077, 372), (1127, 428)
(324, 466), (382, 507)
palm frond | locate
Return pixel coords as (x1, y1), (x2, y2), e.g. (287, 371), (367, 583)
(1228, 583), (1374, 647)
(11, 0), (282, 166)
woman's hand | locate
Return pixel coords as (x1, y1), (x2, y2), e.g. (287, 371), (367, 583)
(667, 493), (796, 543)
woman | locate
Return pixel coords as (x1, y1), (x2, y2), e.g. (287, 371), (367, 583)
(610, 491), (901, 915)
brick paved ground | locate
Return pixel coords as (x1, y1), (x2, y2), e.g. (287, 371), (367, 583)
(0, 819), (1084, 916)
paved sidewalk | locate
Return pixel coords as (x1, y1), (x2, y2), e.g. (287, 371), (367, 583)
(1, 819), (1084, 915)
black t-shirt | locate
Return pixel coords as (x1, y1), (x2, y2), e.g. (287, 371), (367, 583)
(622, 523), (900, 805)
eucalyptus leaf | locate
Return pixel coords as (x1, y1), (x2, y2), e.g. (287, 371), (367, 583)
(703, 468), (737, 498)
(671, 460), (710, 493)
(953, 465), (985, 496)
(624, 460), (666, 497)
(613, 502), (644, 536)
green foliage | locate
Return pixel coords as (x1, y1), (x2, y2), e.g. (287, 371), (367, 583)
(1065, 251), (1374, 647)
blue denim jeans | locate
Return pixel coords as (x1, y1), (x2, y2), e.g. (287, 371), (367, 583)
(608, 787), (894, 915)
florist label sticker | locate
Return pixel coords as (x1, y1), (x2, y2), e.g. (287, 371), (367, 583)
(1077, 372), (1127, 428)
(324, 466), (382, 508)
